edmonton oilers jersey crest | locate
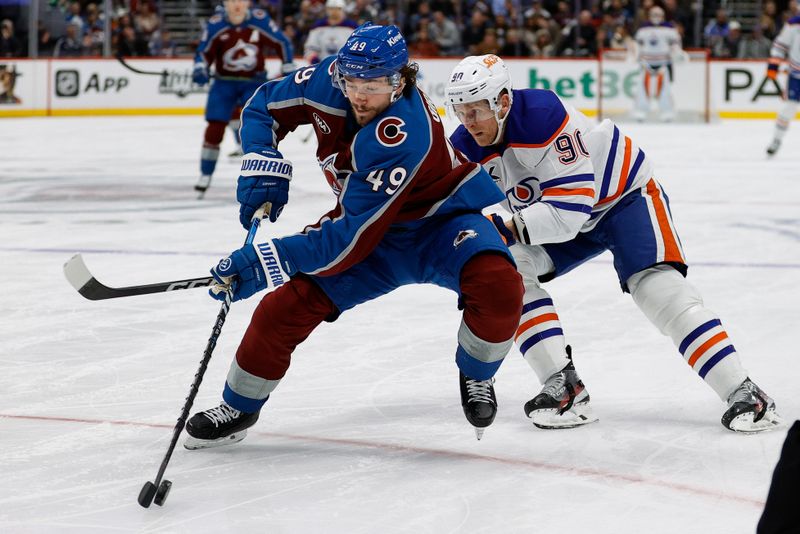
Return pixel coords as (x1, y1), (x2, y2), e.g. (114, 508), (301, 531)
(505, 176), (540, 213)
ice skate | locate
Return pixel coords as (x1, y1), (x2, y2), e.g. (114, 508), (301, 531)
(228, 148), (243, 158)
(184, 401), (259, 449)
(721, 378), (783, 433)
(195, 174), (212, 198)
(459, 372), (497, 440)
(524, 346), (598, 429)
(766, 139), (781, 157)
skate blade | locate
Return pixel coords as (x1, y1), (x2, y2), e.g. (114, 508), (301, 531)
(474, 427), (485, 440)
(183, 430), (248, 450)
(529, 404), (598, 430)
(726, 409), (785, 433)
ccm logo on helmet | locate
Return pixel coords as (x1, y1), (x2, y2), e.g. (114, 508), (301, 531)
(376, 117), (407, 147)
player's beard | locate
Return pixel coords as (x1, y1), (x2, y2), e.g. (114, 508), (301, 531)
(352, 104), (379, 126)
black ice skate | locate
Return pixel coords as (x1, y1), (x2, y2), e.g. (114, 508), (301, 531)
(195, 174), (212, 198)
(184, 401), (259, 450)
(459, 372), (497, 440)
(721, 378), (783, 433)
(766, 139), (781, 157)
(524, 346), (598, 429)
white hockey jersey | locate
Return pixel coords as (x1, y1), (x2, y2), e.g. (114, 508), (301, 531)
(303, 19), (358, 62)
(770, 16), (800, 76)
(634, 22), (682, 66)
(450, 89), (654, 245)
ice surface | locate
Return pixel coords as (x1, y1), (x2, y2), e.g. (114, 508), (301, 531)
(0, 115), (797, 533)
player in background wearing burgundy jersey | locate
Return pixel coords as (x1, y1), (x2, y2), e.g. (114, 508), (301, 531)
(192, 0), (295, 197)
(182, 24), (523, 449)
(765, 6), (800, 156)
(447, 54), (783, 433)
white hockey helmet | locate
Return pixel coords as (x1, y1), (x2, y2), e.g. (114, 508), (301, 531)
(445, 54), (513, 144)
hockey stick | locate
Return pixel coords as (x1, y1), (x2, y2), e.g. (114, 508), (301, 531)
(63, 254), (213, 300)
(138, 208), (264, 508)
(116, 54), (169, 78)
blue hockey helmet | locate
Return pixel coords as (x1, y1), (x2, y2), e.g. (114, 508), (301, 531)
(334, 23), (409, 93)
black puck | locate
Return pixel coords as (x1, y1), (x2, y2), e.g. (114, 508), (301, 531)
(154, 479), (172, 506)
(138, 481), (157, 508)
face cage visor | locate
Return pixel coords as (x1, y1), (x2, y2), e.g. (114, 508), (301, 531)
(333, 62), (402, 98)
(449, 100), (497, 125)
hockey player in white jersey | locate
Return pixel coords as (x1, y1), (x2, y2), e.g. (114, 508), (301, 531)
(446, 54), (784, 433)
(765, 9), (800, 156)
(302, 0), (357, 64)
(630, 6), (687, 122)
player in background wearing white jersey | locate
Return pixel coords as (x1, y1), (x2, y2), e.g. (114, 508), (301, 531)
(765, 8), (800, 156)
(630, 6), (687, 122)
(302, 0), (358, 64)
(446, 54), (783, 433)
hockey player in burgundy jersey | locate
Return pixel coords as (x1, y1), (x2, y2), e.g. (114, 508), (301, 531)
(192, 0), (295, 196)
(183, 24), (523, 449)
(447, 54), (783, 433)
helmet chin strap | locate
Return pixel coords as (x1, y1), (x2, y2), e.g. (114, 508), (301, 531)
(490, 106), (509, 146)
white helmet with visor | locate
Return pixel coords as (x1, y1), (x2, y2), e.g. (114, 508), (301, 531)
(445, 54), (513, 144)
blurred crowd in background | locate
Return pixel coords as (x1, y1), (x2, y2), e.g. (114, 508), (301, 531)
(1, 0), (798, 60)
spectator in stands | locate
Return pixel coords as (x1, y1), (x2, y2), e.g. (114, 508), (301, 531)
(64, 0), (85, 34)
(37, 20), (56, 56)
(760, 0), (779, 40)
(303, 0), (357, 64)
(559, 9), (597, 57)
(53, 21), (84, 57)
(712, 19), (741, 58)
(409, 20), (440, 56)
(552, 0), (573, 28)
(83, 3), (105, 56)
(705, 7), (730, 50)
(115, 15), (149, 56)
(149, 29), (177, 57)
(463, 8), (492, 55)
(428, 10), (461, 55)
(406, 1), (433, 36)
(500, 27), (532, 57)
(531, 27), (556, 57)
(347, 0), (378, 25)
(133, 2), (159, 42)
(1, 18), (22, 57)
(738, 24), (772, 59)
(474, 27), (501, 55)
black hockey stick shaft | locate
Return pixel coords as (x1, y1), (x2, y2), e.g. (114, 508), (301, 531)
(139, 213), (263, 508)
(116, 54), (168, 77)
(63, 253), (214, 300)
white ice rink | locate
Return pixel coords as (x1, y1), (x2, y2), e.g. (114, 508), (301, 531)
(0, 115), (798, 533)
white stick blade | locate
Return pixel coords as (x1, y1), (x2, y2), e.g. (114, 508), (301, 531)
(63, 254), (92, 291)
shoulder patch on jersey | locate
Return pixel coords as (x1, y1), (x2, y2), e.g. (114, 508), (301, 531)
(508, 89), (568, 147)
(253, 8), (266, 19)
(209, 14), (223, 24)
(313, 112), (331, 134)
(376, 117), (407, 147)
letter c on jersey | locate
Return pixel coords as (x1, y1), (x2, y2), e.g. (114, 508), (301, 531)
(376, 117), (407, 148)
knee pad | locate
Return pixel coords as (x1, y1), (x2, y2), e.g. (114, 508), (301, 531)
(628, 265), (702, 338)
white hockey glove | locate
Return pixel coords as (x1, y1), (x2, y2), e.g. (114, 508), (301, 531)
(511, 212), (532, 245)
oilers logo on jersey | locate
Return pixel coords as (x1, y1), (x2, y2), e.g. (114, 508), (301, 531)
(505, 176), (541, 212)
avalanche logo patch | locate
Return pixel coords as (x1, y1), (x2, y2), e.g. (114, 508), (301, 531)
(453, 229), (478, 249)
(313, 112), (331, 134)
(376, 117), (407, 147)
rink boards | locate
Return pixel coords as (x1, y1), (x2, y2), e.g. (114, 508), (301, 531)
(0, 56), (796, 119)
